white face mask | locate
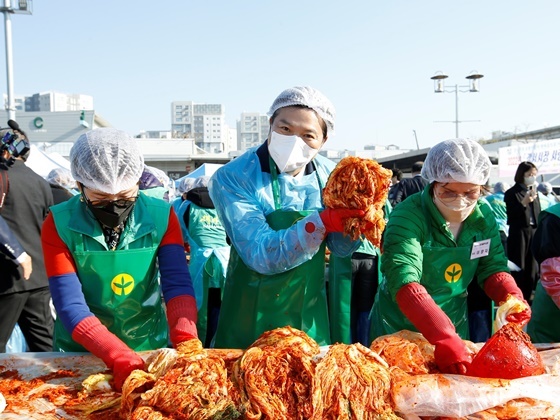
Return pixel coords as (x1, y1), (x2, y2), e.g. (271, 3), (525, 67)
(268, 131), (319, 174)
(434, 195), (478, 222)
(524, 176), (536, 186)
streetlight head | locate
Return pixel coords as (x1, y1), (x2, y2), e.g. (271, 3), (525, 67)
(466, 70), (484, 92)
(431, 71), (448, 93)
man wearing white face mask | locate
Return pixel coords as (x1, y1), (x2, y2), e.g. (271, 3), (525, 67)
(208, 86), (364, 349)
(370, 138), (530, 375)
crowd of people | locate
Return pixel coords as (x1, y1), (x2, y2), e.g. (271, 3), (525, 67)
(1, 85), (558, 383)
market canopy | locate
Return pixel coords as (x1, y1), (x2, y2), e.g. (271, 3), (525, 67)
(25, 145), (71, 179)
(174, 163), (223, 188)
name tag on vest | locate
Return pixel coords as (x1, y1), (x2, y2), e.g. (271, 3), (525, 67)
(471, 239), (491, 259)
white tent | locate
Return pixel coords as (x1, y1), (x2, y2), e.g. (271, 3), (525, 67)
(25, 145), (71, 178)
(174, 163), (223, 188)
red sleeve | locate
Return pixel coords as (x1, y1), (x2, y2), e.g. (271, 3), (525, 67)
(160, 207), (184, 247)
(41, 213), (77, 276)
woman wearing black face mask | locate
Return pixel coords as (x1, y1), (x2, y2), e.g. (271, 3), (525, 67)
(40, 128), (199, 392)
(504, 161), (541, 303)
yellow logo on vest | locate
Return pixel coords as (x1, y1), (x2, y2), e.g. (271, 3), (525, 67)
(111, 273), (135, 296)
(444, 263), (462, 283)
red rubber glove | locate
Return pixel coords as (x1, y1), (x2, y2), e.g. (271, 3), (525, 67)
(484, 272), (531, 326)
(396, 282), (472, 374)
(319, 208), (365, 234)
(72, 316), (145, 391)
(166, 295), (198, 347)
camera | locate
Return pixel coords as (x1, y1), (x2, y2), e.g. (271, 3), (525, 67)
(1, 131), (29, 159)
(0, 120), (30, 167)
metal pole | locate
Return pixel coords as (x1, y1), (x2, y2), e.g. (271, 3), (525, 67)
(3, 0), (15, 121)
(454, 84), (459, 138)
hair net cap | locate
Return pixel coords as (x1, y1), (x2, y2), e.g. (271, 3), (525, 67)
(268, 86), (336, 134)
(193, 175), (210, 189)
(493, 181), (510, 194)
(70, 128), (144, 194)
(421, 138), (491, 185)
(177, 177), (197, 194)
(139, 165), (169, 190)
(47, 168), (75, 189)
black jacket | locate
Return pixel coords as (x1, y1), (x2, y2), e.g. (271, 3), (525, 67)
(504, 183), (541, 228)
(532, 208), (560, 265)
(392, 174), (429, 205)
(0, 160), (53, 294)
(50, 184), (74, 205)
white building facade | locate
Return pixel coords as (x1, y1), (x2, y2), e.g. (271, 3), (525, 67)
(237, 112), (269, 150)
(24, 92), (94, 112)
(171, 101), (231, 154)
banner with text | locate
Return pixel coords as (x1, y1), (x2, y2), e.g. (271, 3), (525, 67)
(498, 139), (560, 177)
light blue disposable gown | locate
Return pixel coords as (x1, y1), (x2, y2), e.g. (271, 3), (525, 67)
(208, 145), (360, 275)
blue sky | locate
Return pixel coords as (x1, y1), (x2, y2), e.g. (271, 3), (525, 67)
(1, 1), (558, 151)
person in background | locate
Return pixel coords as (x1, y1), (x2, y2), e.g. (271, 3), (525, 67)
(0, 123), (54, 354)
(172, 176), (197, 249)
(504, 161), (541, 303)
(387, 168), (403, 207)
(328, 199), (391, 347)
(0, 214), (32, 279)
(138, 165), (172, 201)
(486, 181), (510, 255)
(370, 138), (530, 374)
(182, 175), (230, 347)
(208, 86), (364, 349)
(537, 182), (556, 210)
(527, 201), (560, 343)
(46, 167), (75, 205)
(41, 128), (198, 390)
(392, 161), (429, 205)
(466, 181), (511, 342)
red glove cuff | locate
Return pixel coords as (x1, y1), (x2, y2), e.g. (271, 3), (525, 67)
(483, 272), (524, 305)
(71, 316), (135, 369)
(395, 282), (457, 344)
(166, 295), (198, 347)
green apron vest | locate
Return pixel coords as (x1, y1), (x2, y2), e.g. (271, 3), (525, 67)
(213, 158), (330, 349)
(328, 240), (380, 344)
(371, 193), (480, 339)
(527, 204), (560, 343)
(187, 204), (229, 345)
(51, 195), (170, 352)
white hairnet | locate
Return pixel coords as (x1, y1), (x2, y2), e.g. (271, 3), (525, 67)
(46, 167), (75, 189)
(268, 86), (336, 134)
(537, 182), (552, 194)
(177, 177), (197, 194)
(194, 175), (210, 189)
(421, 138), (491, 185)
(493, 181), (510, 194)
(139, 165), (170, 190)
(70, 128), (144, 194)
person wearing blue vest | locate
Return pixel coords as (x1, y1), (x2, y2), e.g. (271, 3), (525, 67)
(171, 177), (197, 248)
(41, 128), (198, 391)
(183, 175), (230, 347)
(208, 86), (365, 349)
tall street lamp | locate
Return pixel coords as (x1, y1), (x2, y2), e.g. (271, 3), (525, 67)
(1, 0), (32, 121)
(430, 70), (484, 138)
